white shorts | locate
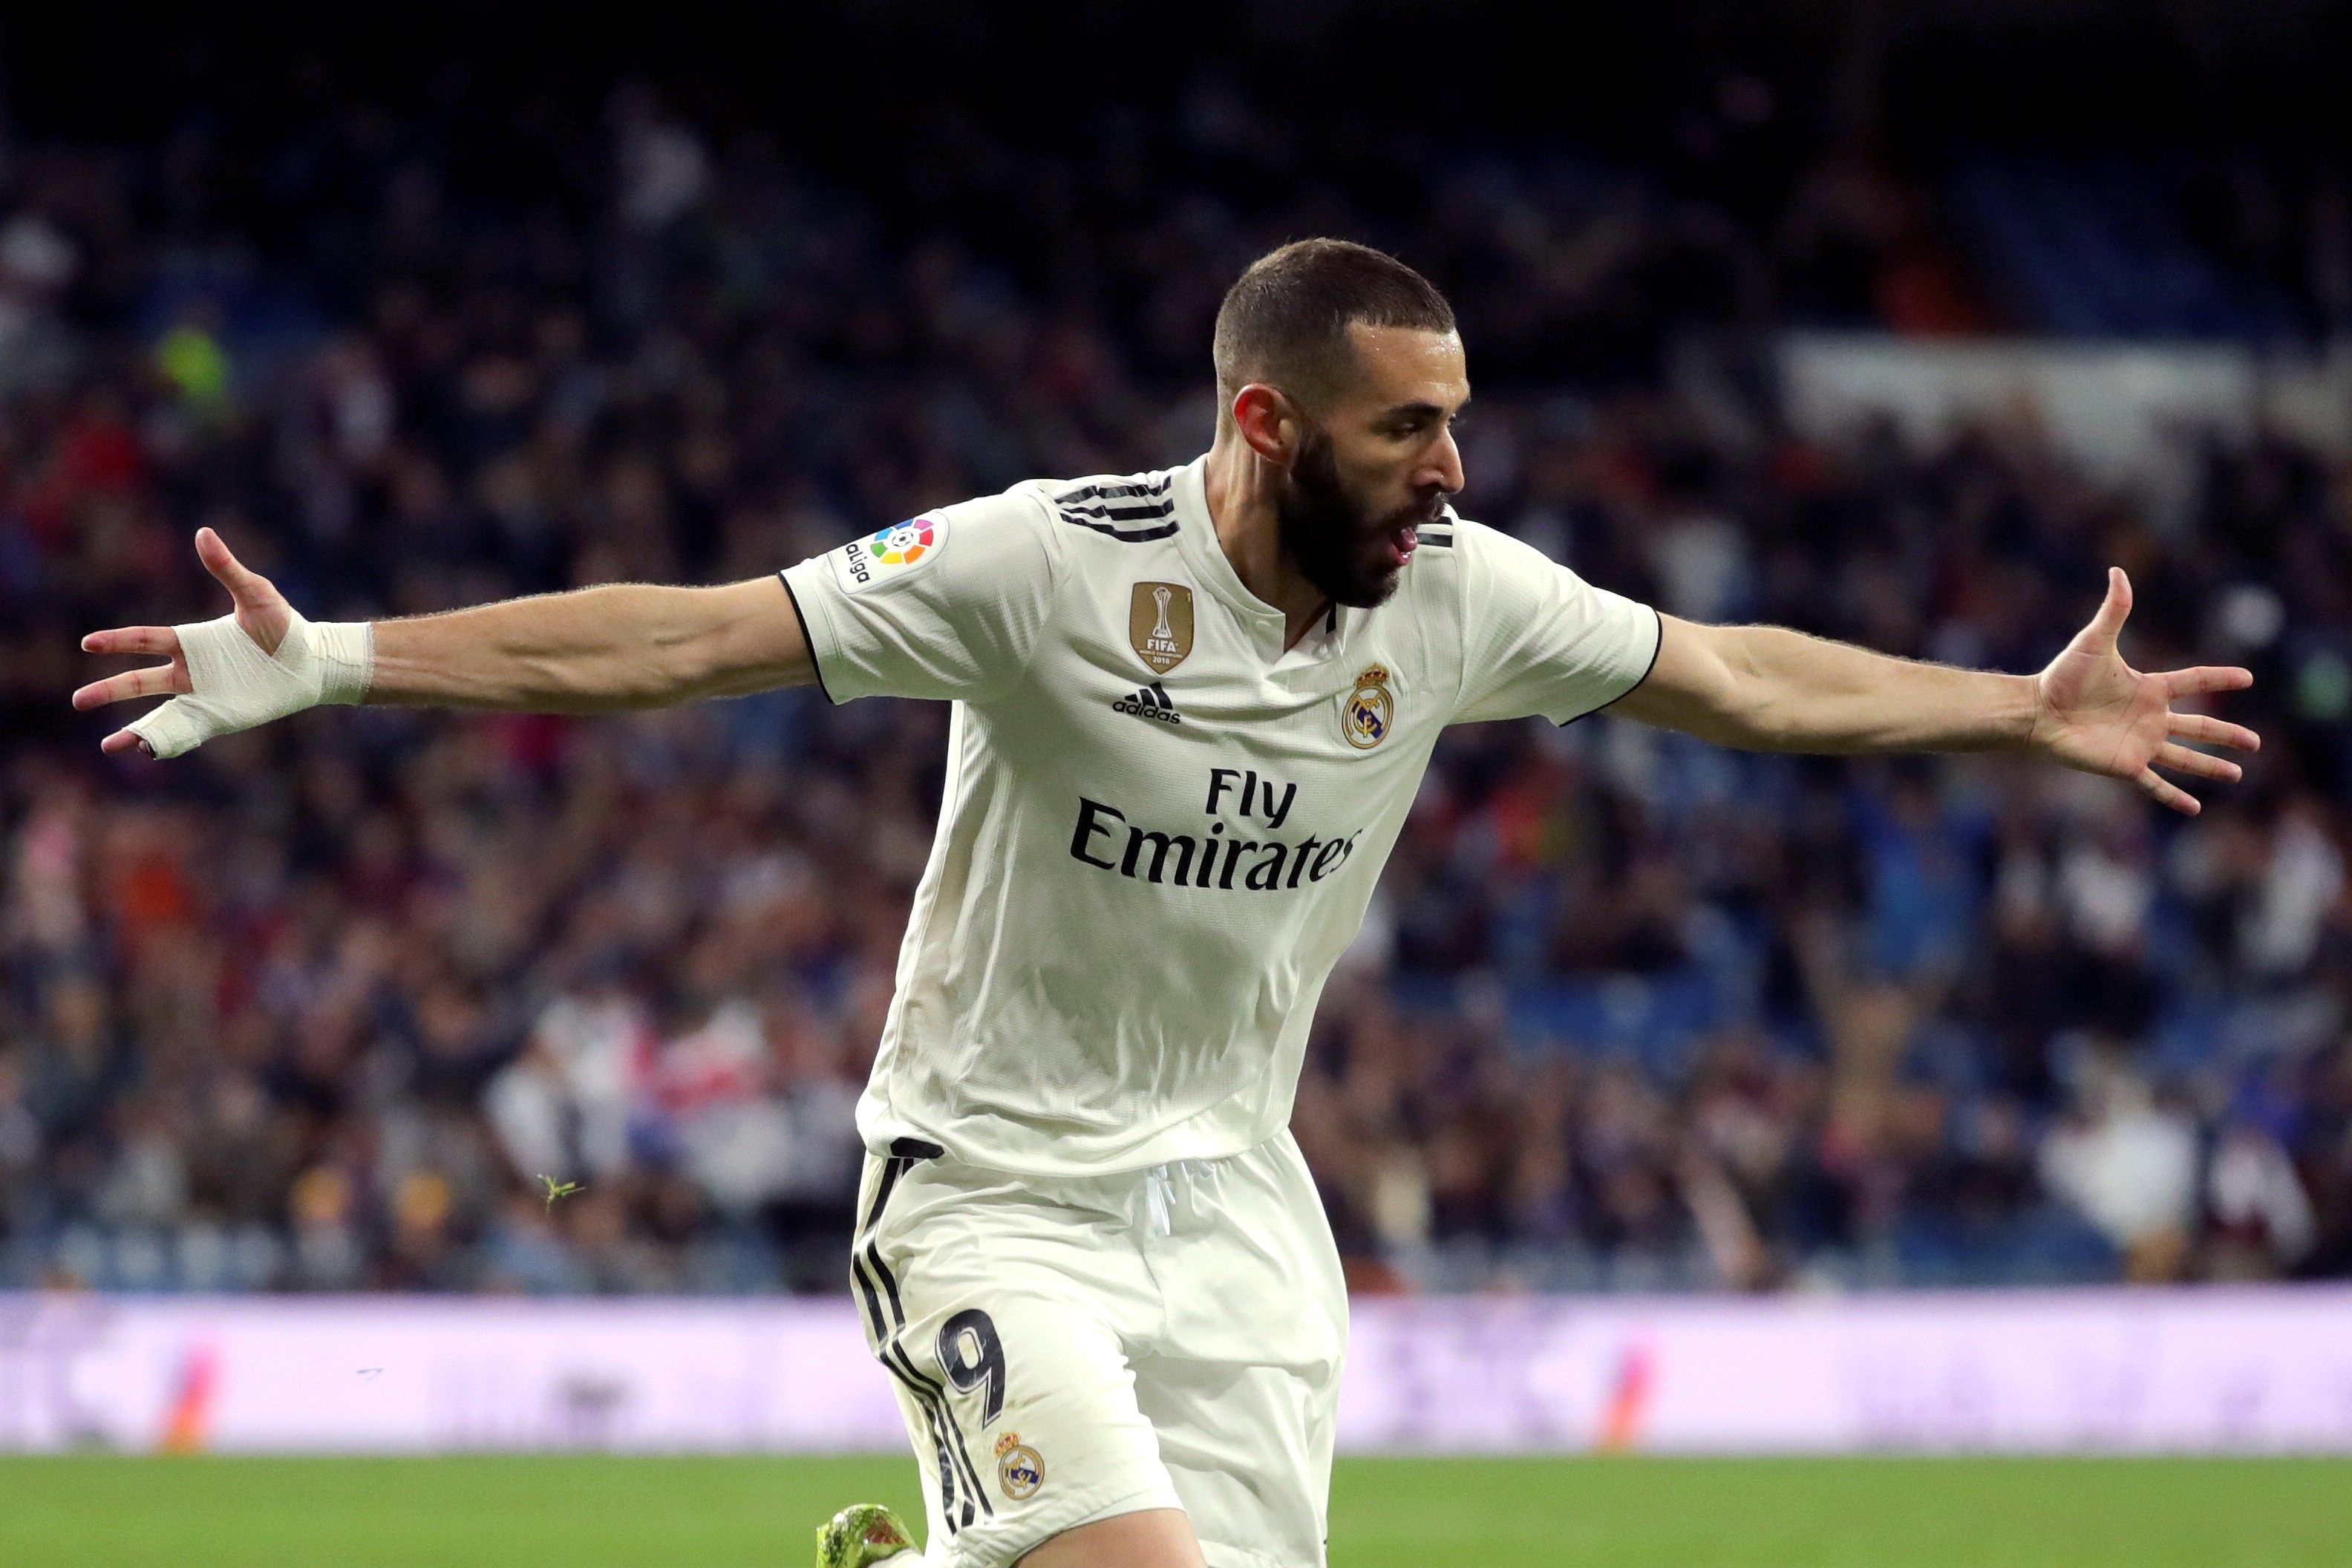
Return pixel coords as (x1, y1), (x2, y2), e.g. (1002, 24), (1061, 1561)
(850, 1130), (1348, 1568)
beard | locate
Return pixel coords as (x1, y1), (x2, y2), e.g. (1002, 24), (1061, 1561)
(1275, 422), (1437, 610)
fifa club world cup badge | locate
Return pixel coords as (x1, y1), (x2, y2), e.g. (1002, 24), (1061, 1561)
(1129, 581), (1194, 674)
(995, 1431), (1045, 1499)
(1342, 664), (1394, 750)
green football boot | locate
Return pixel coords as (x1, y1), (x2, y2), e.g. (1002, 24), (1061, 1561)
(815, 1502), (918, 1568)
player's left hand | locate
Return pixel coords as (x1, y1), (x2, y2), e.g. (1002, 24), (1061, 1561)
(2029, 566), (2260, 815)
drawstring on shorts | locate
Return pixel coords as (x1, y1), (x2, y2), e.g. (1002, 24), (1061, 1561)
(1137, 1157), (1224, 1238)
(1145, 1165), (1175, 1236)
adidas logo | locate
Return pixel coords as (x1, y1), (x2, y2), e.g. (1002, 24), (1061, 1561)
(1111, 681), (1183, 725)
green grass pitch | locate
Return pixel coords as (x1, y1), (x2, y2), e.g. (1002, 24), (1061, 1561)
(1, 1454), (2344, 1566)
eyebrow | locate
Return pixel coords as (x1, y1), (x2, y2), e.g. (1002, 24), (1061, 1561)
(1380, 396), (1469, 422)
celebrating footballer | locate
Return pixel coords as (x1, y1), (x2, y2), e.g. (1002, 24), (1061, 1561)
(76, 238), (2260, 1568)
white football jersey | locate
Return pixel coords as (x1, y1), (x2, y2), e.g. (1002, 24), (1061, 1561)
(781, 456), (1659, 1175)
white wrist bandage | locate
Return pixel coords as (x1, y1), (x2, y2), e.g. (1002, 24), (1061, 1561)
(126, 612), (375, 760)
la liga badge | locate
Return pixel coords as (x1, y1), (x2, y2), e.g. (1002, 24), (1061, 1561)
(835, 514), (942, 592)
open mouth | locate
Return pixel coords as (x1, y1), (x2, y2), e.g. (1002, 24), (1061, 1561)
(1382, 523), (1418, 569)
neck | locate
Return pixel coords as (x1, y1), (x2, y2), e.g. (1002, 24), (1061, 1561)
(1202, 429), (1330, 649)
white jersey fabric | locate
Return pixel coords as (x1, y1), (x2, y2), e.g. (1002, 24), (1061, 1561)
(781, 455), (1659, 1176)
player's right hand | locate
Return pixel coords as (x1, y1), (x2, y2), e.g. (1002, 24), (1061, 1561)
(73, 527), (370, 759)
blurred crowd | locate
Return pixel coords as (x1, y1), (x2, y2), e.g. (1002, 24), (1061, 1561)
(3, 56), (2351, 1296)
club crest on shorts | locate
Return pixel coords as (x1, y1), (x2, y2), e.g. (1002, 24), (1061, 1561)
(995, 1431), (1045, 1499)
(1342, 663), (1394, 751)
(1128, 581), (1194, 674)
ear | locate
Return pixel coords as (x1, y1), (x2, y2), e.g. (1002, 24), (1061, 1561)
(1231, 383), (1301, 467)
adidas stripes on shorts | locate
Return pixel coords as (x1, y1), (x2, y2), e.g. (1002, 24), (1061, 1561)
(849, 1130), (1348, 1568)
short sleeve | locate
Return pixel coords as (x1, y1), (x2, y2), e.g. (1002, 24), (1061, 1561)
(1451, 519), (1662, 725)
(780, 488), (1059, 704)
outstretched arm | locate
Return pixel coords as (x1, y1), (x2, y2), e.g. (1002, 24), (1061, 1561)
(74, 528), (816, 757)
(1607, 567), (2261, 815)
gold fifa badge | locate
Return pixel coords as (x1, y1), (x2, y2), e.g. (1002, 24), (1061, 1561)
(995, 1430), (1045, 1499)
(1129, 582), (1194, 674)
(1342, 664), (1394, 751)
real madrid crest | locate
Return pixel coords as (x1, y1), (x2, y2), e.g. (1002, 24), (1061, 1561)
(995, 1430), (1045, 1499)
(1342, 663), (1394, 751)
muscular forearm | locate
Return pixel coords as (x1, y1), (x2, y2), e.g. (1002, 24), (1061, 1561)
(79, 529), (821, 759)
(1705, 624), (2038, 754)
(368, 578), (808, 711)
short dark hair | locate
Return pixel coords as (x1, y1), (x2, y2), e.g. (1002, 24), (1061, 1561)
(1212, 238), (1455, 424)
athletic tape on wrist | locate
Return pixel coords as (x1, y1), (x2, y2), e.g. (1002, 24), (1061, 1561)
(125, 614), (374, 760)
(310, 619), (376, 707)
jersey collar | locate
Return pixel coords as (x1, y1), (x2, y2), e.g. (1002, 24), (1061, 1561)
(1172, 456), (1350, 669)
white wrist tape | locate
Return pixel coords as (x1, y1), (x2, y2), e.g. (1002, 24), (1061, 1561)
(126, 612), (374, 760)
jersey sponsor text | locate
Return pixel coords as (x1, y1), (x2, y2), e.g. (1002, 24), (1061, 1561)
(1068, 767), (1362, 891)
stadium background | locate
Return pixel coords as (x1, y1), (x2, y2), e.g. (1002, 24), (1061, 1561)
(4, 2), (2352, 1563)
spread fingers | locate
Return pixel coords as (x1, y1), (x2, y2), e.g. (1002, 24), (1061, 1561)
(72, 663), (190, 710)
(2157, 741), (2241, 783)
(2168, 711), (2259, 753)
(81, 626), (181, 658)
